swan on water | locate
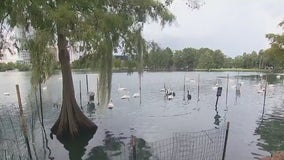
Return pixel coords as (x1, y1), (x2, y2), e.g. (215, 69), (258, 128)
(108, 100), (114, 109)
(118, 84), (127, 92)
(121, 91), (130, 100)
(3, 92), (10, 96)
(132, 93), (140, 98)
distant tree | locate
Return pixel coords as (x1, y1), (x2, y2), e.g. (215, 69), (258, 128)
(212, 49), (225, 68)
(223, 56), (234, 68)
(198, 50), (214, 70)
(266, 20), (284, 71)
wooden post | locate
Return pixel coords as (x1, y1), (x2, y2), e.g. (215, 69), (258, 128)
(262, 81), (267, 116)
(197, 74), (200, 101)
(226, 74), (229, 106)
(97, 77), (99, 105)
(4, 150), (7, 160)
(183, 75), (185, 101)
(16, 84), (33, 160)
(222, 122), (230, 160)
(131, 135), (136, 160)
(39, 83), (43, 125)
(79, 80), (82, 110)
(139, 73), (142, 105)
(86, 74), (89, 94)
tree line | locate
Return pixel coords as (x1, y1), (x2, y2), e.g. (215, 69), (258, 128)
(0, 62), (31, 72)
(72, 41), (283, 72)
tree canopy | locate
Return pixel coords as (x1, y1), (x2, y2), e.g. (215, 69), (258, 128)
(0, 0), (183, 141)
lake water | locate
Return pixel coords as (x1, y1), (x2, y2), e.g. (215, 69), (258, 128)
(0, 71), (284, 160)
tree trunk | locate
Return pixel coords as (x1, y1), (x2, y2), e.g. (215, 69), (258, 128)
(98, 35), (113, 107)
(51, 33), (97, 141)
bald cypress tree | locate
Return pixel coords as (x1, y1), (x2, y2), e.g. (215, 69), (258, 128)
(0, 0), (185, 140)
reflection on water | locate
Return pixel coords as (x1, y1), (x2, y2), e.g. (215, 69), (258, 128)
(86, 130), (128, 160)
(255, 103), (284, 153)
(62, 131), (95, 160)
(1, 71), (284, 160)
(214, 107), (221, 126)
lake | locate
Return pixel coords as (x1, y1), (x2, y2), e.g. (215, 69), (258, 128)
(0, 71), (283, 160)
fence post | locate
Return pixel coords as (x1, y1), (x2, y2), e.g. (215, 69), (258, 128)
(86, 74), (89, 94)
(131, 135), (136, 160)
(16, 84), (33, 160)
(97, 77), (99, 105)
(4, 150), (7, 160)
(197, 74), (200, 101)
(222, 122), (230, 160)
(226, 74), (229, 107)
(79, 80), (82, 110)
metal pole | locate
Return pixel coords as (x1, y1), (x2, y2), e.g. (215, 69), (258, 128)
(79, 80), (82, 110)
(222, 122), (230, 160)
(39, 83), (43, 125)
(97, 77), (99, 105)
(131, 136), (136, 160)
(139, 73), (142, 104)
(197, 74), (200, 101)
(226, 74), (229, 106)
(86, 74), (89, 94)
(183, 75), (185, 101)
(16, 84), (33, 160)
(215, 96), (219, 109)
(262, 81), (267, 115)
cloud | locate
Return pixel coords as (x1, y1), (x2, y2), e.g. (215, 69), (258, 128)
(143, 0), (284, 57)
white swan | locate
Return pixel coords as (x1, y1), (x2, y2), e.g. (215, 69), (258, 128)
(108, 100), (114, 109)
(118, 84), (127, 92)
(257, 87), (265, 93)
(121, 91), (130, 100)
(168, 94), (174, 100)
(3, 92), (10, 96)
(132, 93), (140, 98)
(276, 75), (281, 79)
(42, 86), (47, 90)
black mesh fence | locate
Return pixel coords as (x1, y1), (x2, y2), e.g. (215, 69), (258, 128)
(0, 107), (29, 160)
(0, 104), (229, 160)
(130, 123), (229, 160)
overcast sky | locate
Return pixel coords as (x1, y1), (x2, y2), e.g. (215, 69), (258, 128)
(143, 0), (284, 57)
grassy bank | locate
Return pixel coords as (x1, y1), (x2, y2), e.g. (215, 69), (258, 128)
(194, 68), (268, 72)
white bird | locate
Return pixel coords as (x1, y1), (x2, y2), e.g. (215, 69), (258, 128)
(168, 94), (174, 100)
(118, 84), (127, 92)
(132, 93), (140, 98)
(276, 75), (281, 79)
(3, 92), (10, 96)
(121, 91), (130, 100)
(108, 100), (114, 109)
(190, 79), (196, 83)
(257, 87), (265, 93)
(42, 86), (47, 90)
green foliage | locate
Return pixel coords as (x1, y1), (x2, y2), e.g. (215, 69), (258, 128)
(265, 21), (284, 71)
(15, 62), (31, 71)
(26, 30), (56, 89)
(113, 58), (122, 69)
(0, 62), (31, 71)
(146, 47), (173, 71)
